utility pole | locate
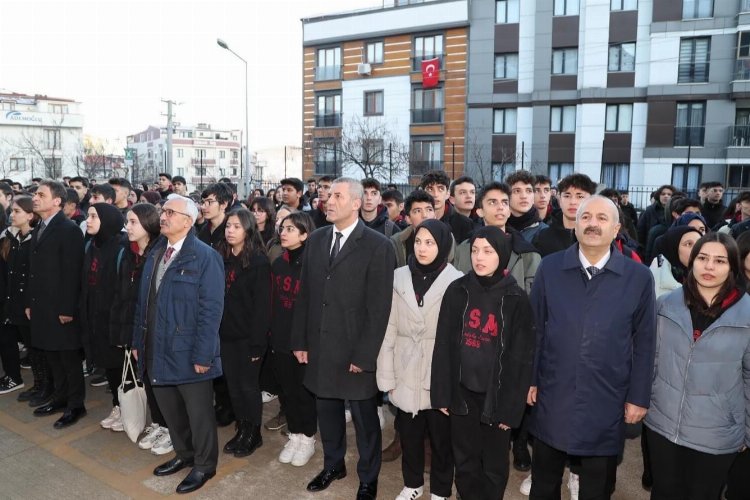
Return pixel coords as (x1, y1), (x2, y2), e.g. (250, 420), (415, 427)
(161, 99), (178, 176)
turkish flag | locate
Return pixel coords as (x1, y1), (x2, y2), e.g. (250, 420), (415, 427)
(421, 58), (440, 88)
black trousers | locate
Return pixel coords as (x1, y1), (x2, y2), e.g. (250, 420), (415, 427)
(645, 426), (737, 500)
(726, 448), (750, 500)
(46, 349), (85, 409)
(0, 323), (21, 382)
(451, 387), (511, 500)
(272, 350), (316, 436)
(221, 339), (262, 424)
(153, 380), (218, 473)
(529, 438), (617, 500)
(397, 408), (453, 497)
(142, 369), (166, 427)
(317, 395), (381, 484)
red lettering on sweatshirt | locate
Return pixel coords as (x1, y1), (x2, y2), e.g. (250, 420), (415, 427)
(463, 308), (499, 349)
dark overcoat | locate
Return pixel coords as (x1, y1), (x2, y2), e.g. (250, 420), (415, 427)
(529, 244), (656, 456)
(290, 220), (394, 400)
(26, 211), (84, 351)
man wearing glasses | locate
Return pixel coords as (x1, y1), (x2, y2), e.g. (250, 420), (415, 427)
(198, 183), (234, 249)
(132, 194), (224, 494)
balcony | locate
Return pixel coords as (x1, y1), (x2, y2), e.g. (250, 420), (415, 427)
(411, 108), (444, 124)
(411, 55), (444, 71)
(409, 160), (443, 176)
(735, 59), (750, 81)
(674, 126), (705, 147)
(677, 63), (709, 84)
(729, 125), (750, 146)
(315, 113), (342, 127)
(315, 65), (342, 81)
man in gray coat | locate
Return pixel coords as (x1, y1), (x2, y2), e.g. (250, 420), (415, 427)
(292, 177), (395, 500)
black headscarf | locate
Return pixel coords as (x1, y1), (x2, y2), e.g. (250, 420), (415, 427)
(469, 226), (513, 288)
(659, 226), (702, 282)
(408, 220), (453, 306)
(90, 203), (125, 247)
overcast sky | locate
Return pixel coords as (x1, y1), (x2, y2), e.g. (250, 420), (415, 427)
(0, 0), (379, 151)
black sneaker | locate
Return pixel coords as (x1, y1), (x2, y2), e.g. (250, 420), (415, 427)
(0, 377), (24, 395)
(89, 374), (108, 387)
(263, 410), (287, 431)
(19, 357), (31, 370)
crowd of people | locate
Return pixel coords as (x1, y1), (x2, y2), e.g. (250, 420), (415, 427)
(0, 170), (746, 499)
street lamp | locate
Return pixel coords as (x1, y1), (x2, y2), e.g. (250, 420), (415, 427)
(217, 37), (249, 197)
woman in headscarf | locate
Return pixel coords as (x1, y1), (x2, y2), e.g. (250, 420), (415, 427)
(431, 226), (536, 500)
(80, 203), (127, 432)
(377, 219), (462, 500)
(650, 226), (703, 297)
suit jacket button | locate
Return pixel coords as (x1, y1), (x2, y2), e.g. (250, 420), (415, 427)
(322, 302), (327, 307)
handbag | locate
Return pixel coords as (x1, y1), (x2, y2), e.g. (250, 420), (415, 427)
(118, 350), (148, 443)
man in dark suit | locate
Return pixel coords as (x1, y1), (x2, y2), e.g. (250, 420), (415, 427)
(132, 194), (225, 494)
(27, 180), (86, 428)
(292, 178), (395, 500)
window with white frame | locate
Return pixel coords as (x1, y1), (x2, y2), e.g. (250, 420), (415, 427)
(601, 163), (630, 190)
(552, 48), (578, 75)
(366, 41), (384, 64)
(549, 163), (574, 182)
(495, 54), (519, 79)
(672, 164), (702, 191)
(608, 43), (636, 72)
(45, 129), (60, 149)
(611, 0), (637, 10)
(550, 106), (576, 132)
(176, 148), (184, 158)
(605, 104), (633, 132)
(0, 102), (14, 110)
(683, 0), (713, 19)
(220, 150), (226, 159)
(554, 0), (579, 16)
(496, 0), (520, 23)
(177, 168), (185, 177)
(9, 158), (25, 171)
(49, 104), (68, 114)
(493, 109), (518, 134)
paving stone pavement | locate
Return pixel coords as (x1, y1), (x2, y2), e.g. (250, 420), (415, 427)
(0, 373), (650, 499)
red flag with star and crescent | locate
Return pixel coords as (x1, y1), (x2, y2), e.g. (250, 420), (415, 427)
(421, 58), (440, 88)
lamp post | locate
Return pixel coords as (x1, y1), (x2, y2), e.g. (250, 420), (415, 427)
(217, 38), (249, 197)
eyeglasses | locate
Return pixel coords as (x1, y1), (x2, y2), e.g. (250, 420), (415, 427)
(159, 208), (191, 218)
(200, 199), (219, 206)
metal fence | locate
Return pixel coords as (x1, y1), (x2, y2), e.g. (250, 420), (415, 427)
(625, 185), (748, 212)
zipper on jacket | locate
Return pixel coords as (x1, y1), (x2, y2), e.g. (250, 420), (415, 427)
(497, 296), (505, 392)
(674, 341), (696, 443)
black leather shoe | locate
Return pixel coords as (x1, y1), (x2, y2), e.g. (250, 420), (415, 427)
(214, 404), (235, 427)
(16, 385), (40, 402)
(356, 481), (378, 500)
(53, 407), (87, 429)
(306, 467), (347, 492)
(28, 390), (53, 408)
(512, 439), (532, 472)
(176, 468), (215, 494)
(153, 457), (194, 477)
(33, 401), (66, 416)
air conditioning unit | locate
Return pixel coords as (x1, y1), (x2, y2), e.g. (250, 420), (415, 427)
(357, 63), (372, 76)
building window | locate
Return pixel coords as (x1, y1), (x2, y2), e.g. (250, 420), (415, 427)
(180, 130), (193, 138)
(550, 106), (576, 132)
(731, 108), (750, 146)
(0, 102), (15, 110)
(366, 41), (384, 64)
(44, 158), (62, 178)
(492, 163), (517, 180)
(608, 43), (636, 72)
(410, 139), (442, 175)
(316, 92), (342, 127)
(496, 0), (520, 23)
(493, 109), (518, 134)
(362, 139), (384, 166)
(177, 168), (185, 177)
(495, 54), (519, 79)
(9, 158), (25, 171)
(549, 163), (575, 182)
(316, 47), (342, 81)
(412, 87), (443, 123)
(49, 104), (68, 114)
(672, 164), (702, 191)
(176, 148), (183, 158)
(314, 139), (340, 175)
(683, 0), (713, 19)
(413, 34), (444, 70)
(728, 164), (750, 187)
(195, 148), (207, 159)
(44, 129), (60, 149)
(554, 0), (579, 16)
(552, 48), (578, 75)
(605, 104), (633, 132)
(219, 168), (226, 177)
(219, 150), (226, 159)
(601, 163), (630, 190)
(611, 0), (637, 10)
(232, 151), (238, 160)
(678, 37), (710, 83)
(364, 90), (384, 116)
(675, 101), (706, 146)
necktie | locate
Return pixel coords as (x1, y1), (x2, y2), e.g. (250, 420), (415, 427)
(36, 221), (46, 240)
(329, 232), (343, 264)
(586, 266), (601, 278)
(163, 246), (175, 264)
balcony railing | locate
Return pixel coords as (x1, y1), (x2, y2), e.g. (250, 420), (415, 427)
(315, 65), (342, 81)
(409, 160), (443, 176)
(735, 59), (750, 81)
(674, 126), (705, 146)
(677, 63), (709, 83)
(314, 160), (339, 175)
(411, 108), (444, 124)
(315, 113), (342, 127)
(411, 55), (445, 71)
(729, 125), (750, 146)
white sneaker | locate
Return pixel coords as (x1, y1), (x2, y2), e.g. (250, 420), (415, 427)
(138, 423), (162, 449)
(261, 391), (278, 403)
(278, 433), (300, 464)
(520, 473), (532, 496)
(291, 434), (316, 467)
(151, 431), (174, 455)
(100, 406), (121, 429)
(345, 408), (352, 423)
(430, 495), (447, 500)
(396, 485), (424, 500)
(568, 472), (579, 500)
(377, 406), (385, 429)
(110, 416), (124, 432)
